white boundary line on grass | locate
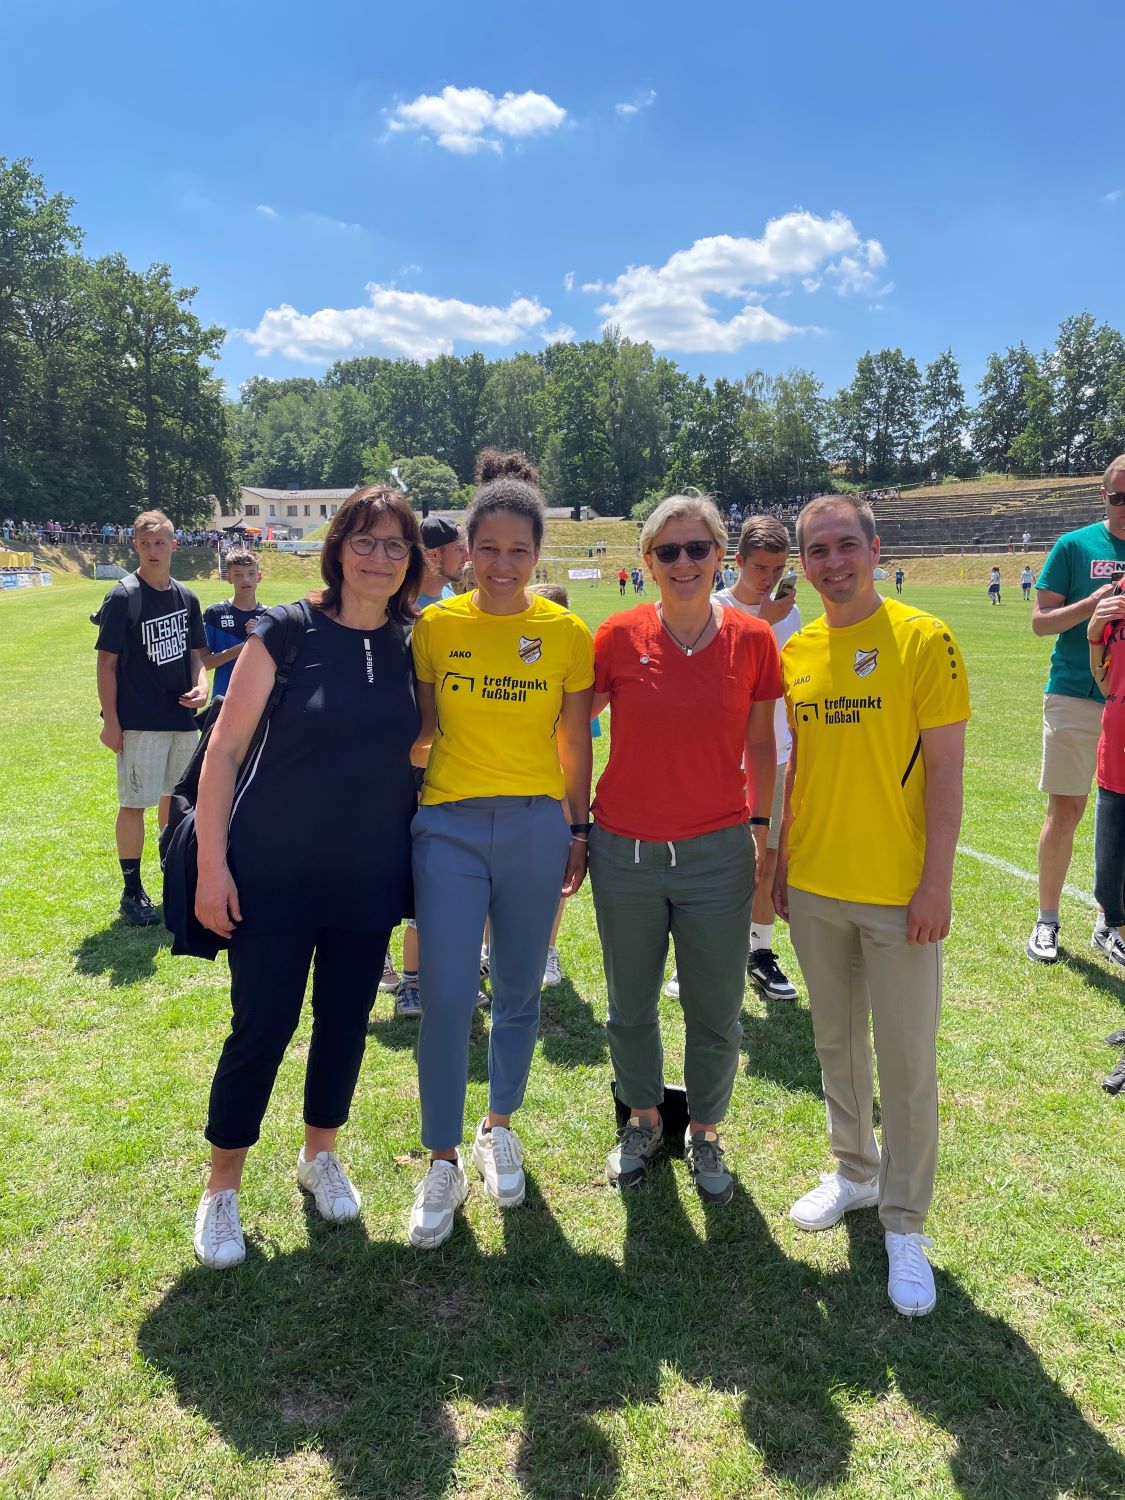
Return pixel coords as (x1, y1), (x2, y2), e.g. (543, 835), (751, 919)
(957, 844), (1097, 908)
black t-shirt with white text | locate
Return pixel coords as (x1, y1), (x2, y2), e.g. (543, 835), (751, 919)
(95, 575), (206, 730)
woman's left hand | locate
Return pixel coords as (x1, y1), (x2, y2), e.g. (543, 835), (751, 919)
(561, 837), (588, 897)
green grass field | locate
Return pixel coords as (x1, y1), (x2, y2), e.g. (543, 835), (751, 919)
(1, 573), (1123, 1500)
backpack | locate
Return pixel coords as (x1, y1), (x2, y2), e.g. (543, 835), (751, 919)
(90, 570), (195, 671)
(160, 600), (310, 960)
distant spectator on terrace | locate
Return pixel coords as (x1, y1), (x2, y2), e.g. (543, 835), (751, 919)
(1026, 454), (1125, 966)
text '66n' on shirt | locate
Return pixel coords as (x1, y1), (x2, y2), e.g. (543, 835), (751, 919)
(592, 603), (783, 843)
(781, 597), (971, 907)
(412, 591), (594, 804)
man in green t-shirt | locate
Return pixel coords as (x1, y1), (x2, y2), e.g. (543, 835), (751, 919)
(1027, 456), (1125, 963)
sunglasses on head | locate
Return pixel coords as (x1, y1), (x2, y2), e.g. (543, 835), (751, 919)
(1106, 491), (1125, 507)
(651, 540), (716, 564)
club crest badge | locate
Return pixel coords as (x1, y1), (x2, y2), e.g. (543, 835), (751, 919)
(518, 636), (543, 665)
(853, 647), (879, 679)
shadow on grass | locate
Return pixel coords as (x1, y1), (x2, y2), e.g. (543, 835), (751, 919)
(538, 979), (609, 1067)
(1062, 950), (1125, 1009)
(73, 917), (171, 986)
(367, 1006), (490, 1085)
(740, 997), (823, 1095)
(138, 1169), (1125, 1500)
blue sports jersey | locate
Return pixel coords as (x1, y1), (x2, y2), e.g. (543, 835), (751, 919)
(203, 599), (267, 699)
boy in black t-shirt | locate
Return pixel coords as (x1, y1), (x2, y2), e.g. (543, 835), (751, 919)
(95, 509), (207, 925)
(201, 549), (266, 700)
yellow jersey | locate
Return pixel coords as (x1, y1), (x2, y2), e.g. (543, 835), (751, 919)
(412, 592), (594, 804)
(781, 597), (970, 905)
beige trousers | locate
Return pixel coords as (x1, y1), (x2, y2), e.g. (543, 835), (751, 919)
(788, 886), (942, 1234)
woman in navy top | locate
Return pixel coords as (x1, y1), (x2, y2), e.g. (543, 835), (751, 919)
(191, 487), (423, 1269)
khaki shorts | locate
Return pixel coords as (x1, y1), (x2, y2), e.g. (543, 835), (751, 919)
(767, 761), (787, 851)
(1039, 694), (1102, 797)
(117, 730), (198, 808)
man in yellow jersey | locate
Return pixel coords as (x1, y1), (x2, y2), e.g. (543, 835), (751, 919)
(773, 494), (970, 1318)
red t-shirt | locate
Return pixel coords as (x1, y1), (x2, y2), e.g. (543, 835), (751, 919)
(592, 603), (783, 841)
(1098, 592), (1125, 794)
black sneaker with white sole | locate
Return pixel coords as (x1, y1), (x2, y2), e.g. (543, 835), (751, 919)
(747, 949), (798, 1001)
(120, 891), (160, 927)
(1026, 920), (1059, 963)
(1102, 1052), (1125, 1096)
(1092, 925), (1125, 968)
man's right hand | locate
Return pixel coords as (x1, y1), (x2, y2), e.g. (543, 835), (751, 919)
(772, 855), (790, 922)
(1087, 588), (1125, 638)
(759, 589), (796, 627)
(196, 863), (242, 939)
(100, 721), (123, 753)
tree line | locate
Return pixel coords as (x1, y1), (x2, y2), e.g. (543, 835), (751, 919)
(4, 156), (1125, 525)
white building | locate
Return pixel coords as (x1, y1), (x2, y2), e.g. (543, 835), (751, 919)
(211, 486), (360, 539)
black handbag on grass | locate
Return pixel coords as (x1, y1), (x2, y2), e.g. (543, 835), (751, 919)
(611, 1079), (690, 1155)
(160, 601), (309, 959)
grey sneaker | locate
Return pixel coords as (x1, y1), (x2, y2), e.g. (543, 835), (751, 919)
(1092, 925), (1125, 967)
(606, 1115), (664, 1188)
(663, 972), (680, 1000)
(685, 1128), (734, 1204)
(395, 977), (422, 1018)
(379, 952), (400, 991)
(408, 1153), (470, 1249)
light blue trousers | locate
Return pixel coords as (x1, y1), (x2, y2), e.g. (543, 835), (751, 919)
(413, 796), (571, 1151)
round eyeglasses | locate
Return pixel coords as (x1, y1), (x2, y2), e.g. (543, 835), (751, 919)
(346, 534), (412, 560)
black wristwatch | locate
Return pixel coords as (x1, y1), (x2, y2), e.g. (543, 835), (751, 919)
(570, 821), (593, 835)
(749, 816), (771, 828)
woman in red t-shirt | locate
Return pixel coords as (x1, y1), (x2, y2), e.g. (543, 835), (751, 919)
(1088, 580), (1125, 969)
(589, 492), (781, 1203)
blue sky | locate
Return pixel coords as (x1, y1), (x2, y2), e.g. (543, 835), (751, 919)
(5, 0), (1123, 401)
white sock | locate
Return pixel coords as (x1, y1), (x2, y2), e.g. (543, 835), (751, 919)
(751, 923), (774, 952)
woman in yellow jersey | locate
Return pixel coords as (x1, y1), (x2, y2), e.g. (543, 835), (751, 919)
(406, 451), (594, 1249)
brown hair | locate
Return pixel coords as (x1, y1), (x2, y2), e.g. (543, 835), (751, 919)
(314, 485), (423, 623)
(737, 515), (790, 559)
(134, 508), (173, 536)
(1102, 455), (1125, 487)
(223, 548), (258, 571)
(530, 582), (569, 607)
(796, 495), (876, 553)
(467, 450), (545, 548)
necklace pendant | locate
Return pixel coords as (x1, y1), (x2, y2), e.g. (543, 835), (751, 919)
(685, 647), (692, 657)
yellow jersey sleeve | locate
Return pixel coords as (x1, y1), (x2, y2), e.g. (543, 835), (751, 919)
(913, 617), (971, 729)
(411, 608), (437, 684)
(564, 615), (595, 692)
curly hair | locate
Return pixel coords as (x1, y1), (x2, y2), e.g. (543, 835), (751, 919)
(467, 449), (545, 547)
(474, 448), (540, 486)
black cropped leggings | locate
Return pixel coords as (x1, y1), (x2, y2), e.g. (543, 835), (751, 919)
(205, 927), (389, 1151)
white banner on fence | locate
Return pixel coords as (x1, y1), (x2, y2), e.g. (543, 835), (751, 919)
(94, 564), (129, 580)
(273, 539), (323, 552)
(568, 568), (602, 580)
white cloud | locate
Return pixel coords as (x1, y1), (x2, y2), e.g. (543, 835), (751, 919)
(543, 323), (576, 344)
(1103, 188), (1122, 203)
(616, 89), (657, 116)
(256, 204), (278, 218)
(386, 86), (566, 154)
(589, 210), (886, 351)
(240, 283), (553, 363)
(563, 270), (575, 292)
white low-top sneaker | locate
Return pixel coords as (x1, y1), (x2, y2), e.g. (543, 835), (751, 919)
(408, 1153), (470, 1249)
(194, 1187), (246, 1269)
(789, 1171), (880, 1231)
(542, 946), (562, 987)
(297, 1149), (361, 1222)
(886, 1230), (937, 1317)
(663, 972), (680, 1000)
(471, 1120), (526, 1207)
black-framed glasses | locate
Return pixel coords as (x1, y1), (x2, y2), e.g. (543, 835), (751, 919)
(651, 540), (717, 564)
(347, 534), (412, 560)
(1106, 492), (1125, 507)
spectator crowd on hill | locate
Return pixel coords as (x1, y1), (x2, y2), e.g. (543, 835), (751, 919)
(4, 518), (248, 549)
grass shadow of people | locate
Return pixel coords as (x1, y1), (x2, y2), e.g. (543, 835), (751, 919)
(740, 996), (823, 1095)
(1061, 950), (1125, 1010)
(73, 917), (171, 986)
(367, 1005), (490, 1085)
(538, 978), (609, 1068)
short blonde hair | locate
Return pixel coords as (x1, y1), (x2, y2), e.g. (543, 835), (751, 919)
(1102, 455), (1125, 487)
(134, 508), (174, 536)
(639, 490), (727, 557)
(796, 495), (876, 553)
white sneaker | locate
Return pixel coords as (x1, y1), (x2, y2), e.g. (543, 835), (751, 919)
(408, 1153), (470, 1249)
(885, 1230), (937, 1317)
(1026, 920), (1059, 964)
(379, 952), (400, 991)
(471, 1120), (526, 1207)
(789, 1171), (880, 1231)
(543, 946), (562, 987)
(297, 1148), (361, 1222)
(663, 971), (680, 1000)
(193, 1187), (246, 1269)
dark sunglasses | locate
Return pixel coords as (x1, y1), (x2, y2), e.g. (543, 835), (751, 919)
(651, 540), (716, 564)
(1106, 492), (1125, 507)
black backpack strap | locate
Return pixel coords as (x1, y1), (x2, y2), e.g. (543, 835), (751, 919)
(122, 570), (144, 630)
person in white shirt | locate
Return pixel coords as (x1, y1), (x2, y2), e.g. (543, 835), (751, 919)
(664, 514), (801, 1003)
